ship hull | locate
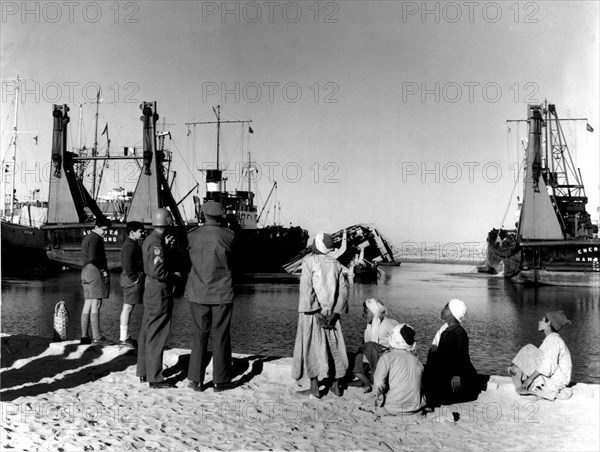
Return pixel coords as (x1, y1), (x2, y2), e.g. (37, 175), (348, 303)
(486, 235), (600, 287)
(1, 220), (48, 268)
(41, 223), (308, 273)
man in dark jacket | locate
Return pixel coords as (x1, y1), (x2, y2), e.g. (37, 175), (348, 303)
(185, 201), (236, 392)
(137, 208), (178, 389)
(424, 299), (480, 407)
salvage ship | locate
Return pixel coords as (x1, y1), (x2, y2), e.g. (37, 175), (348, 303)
(39, 103), (307, 272)
(484, 103), (599, 286)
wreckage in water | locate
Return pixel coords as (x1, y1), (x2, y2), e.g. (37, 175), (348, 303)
(283, 224), (397, 282)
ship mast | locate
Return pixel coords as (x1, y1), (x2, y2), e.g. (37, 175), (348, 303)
(185, 105), (253, 193)
(91, 89), (100, 199)
(7, 76), (20, 219)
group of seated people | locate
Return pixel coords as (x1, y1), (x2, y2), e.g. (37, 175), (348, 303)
(350, 298), (573, 415)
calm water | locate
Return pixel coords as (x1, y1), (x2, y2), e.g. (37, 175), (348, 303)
(2, 263), (599, 384)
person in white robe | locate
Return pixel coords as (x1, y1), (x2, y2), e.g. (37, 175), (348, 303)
(509, 311), (573, 401)
(291, 232), (349, 398)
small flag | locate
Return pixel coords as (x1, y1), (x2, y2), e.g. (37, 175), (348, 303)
(586, 123), (594, 133)
(101, 123), (108, 136)
(249, 126), (254, 134)
(33, 135), (38, 145)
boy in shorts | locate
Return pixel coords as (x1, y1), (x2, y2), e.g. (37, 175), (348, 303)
(80, 218), (112, 345)
(119, 221), (145, 347)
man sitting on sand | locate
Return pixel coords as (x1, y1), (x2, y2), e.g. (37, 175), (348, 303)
(292, 232), (349, 398)
(372, 324), (425, 416)
(423, 299), (479, 407)
(352, 298), (399, 393)
(508, 311), (573, 401)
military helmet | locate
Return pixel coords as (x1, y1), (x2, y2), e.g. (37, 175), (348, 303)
(152, 208), (173, 226)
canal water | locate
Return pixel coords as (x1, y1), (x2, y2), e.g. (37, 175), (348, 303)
(1, 263), (598, 384)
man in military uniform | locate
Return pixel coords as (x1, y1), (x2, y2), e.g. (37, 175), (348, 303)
(137, 208), (177, 389)
(186, 201), (236, 392)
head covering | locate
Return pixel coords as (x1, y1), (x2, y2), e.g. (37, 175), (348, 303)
(388, 324), (417, 352)
(546, 311), (571, 332)
(313, 231), (334, 254)
(365, 298), (387, 317)
(364, 298), (387, 343)
(448, 299), (467, 322)
(201, 201), (225, 217)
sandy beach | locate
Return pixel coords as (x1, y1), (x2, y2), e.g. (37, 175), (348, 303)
(1, 334), (598, 452)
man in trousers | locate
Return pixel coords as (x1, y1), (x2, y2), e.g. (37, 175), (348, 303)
(185, 201), (236, 392)
(137, 208), (177, 389)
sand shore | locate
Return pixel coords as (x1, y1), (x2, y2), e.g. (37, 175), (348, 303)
(1, 334), (598, 451)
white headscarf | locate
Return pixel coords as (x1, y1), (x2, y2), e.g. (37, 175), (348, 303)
(365, 298), (387, 343)
(448, 299), (467, 322)
(314, 231), (334, 254)
(388, 324), (417, 352)
(432, 299), (467, 346)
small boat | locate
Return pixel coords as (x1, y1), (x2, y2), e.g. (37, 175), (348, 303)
(483, 102), (599, 286)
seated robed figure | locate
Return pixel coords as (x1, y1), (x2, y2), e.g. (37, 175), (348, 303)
(352, 298), (399, 392)
(423, 299), (480, 407)
(372, 323), (425, 416)
(508, 311), (573, 401)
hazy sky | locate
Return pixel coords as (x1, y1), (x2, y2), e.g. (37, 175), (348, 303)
(2, 1), (599, 254)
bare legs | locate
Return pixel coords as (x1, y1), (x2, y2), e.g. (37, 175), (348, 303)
(81, 298), (102, 339)
(120, 303), (135, 341)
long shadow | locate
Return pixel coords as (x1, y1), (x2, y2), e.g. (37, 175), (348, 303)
(161, 353), (281, 387)
(0, 346), (136, 402)
(231, 355), (281, 386)
(162, 353), (192, 382)
(1, 343), (103, 390)
(1, 335), (52, 369)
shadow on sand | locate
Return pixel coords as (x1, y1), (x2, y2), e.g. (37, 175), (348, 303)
(0, 336), (136, 402)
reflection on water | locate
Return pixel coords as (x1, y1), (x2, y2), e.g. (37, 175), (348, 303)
(2, 264), (599, 383)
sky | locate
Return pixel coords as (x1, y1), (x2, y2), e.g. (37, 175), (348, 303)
(1, 0), (599, 255)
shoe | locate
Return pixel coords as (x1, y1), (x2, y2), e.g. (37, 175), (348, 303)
(93, 336), (112, 345)
(139, 376), (147, 383)
(149, 381), (175, 389)
(80, 337), (92, 345)
(187, 381), (205, 392)
(213, 381), (237, 392)
(120, 337), (137, 348)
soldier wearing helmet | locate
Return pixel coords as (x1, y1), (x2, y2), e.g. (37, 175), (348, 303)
(137, 207), (177, 389)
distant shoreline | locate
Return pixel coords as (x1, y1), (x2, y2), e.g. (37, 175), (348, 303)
(397, 258), (485, 266)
